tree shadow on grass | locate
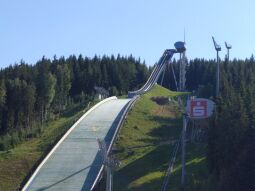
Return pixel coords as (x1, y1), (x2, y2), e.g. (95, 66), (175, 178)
(114, 145), (174, 191)
(141, 116), (182, 142)
(150, 115), (181, 126)
(113, 115), (210, 191)
(114, 146), (210, 191)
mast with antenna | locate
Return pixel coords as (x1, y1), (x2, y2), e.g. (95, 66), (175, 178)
(212, 36), (221, 97)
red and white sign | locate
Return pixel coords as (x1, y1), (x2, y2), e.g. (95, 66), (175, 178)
(187, 98), (215, 119)
(190, 100), (207, 118)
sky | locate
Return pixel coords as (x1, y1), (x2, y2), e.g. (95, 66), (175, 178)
(1, 0), (255, 68)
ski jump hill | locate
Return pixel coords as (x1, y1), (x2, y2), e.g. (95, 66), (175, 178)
(22, 49), (177, 191)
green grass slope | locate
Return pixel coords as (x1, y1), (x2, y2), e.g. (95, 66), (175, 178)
(113, 85), (212, 191)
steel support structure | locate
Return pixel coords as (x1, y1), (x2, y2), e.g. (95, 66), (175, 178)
(179, 52), (186, 92)
(181, 115), (187, 186)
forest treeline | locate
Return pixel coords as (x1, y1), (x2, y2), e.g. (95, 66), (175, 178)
(0, 54), (149, 150)
(1, 53), (254, 190)
(209, 58), (255, 191)
(162, 57), (255, 191)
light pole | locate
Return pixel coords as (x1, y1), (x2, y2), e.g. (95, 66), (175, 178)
(212, 36), (221, 97)
(181, 114), (188, 186)
(97, 139), (119, 191)
(225, 42), (232, 61)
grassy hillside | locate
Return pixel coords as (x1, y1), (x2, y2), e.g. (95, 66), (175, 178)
(0, 102), (91, 191)
(113, 85), (212, 191)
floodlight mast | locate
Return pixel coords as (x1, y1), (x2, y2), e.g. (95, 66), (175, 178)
(225, 42), (232, 61)
(212, 36), (221, 97)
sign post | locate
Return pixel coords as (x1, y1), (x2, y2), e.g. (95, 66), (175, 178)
(186, 98), (215, 119)
(181, 115), (187, 185)
(181, 98), (215, 187)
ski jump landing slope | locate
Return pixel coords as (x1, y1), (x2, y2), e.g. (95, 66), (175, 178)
(23, 97), (130, 191)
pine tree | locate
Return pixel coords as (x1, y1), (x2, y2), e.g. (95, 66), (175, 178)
(36, 59), (56, 123)
(0, 80), (6, 133)
(53, 63), (71, 113)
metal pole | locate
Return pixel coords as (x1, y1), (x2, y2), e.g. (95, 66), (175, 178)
(216, 51), (220, 97)
(227, 49), (230, 61)
(179, 53), (182, 91)
(180, 53), (181, 71)
(181, 115), (187, 186)
(97, 139), (113, 191)
(160, 65), (166, 86)
(106, 166), (112, 191)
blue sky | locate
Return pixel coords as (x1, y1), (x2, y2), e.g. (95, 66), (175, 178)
(1, 0), (255, 68)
